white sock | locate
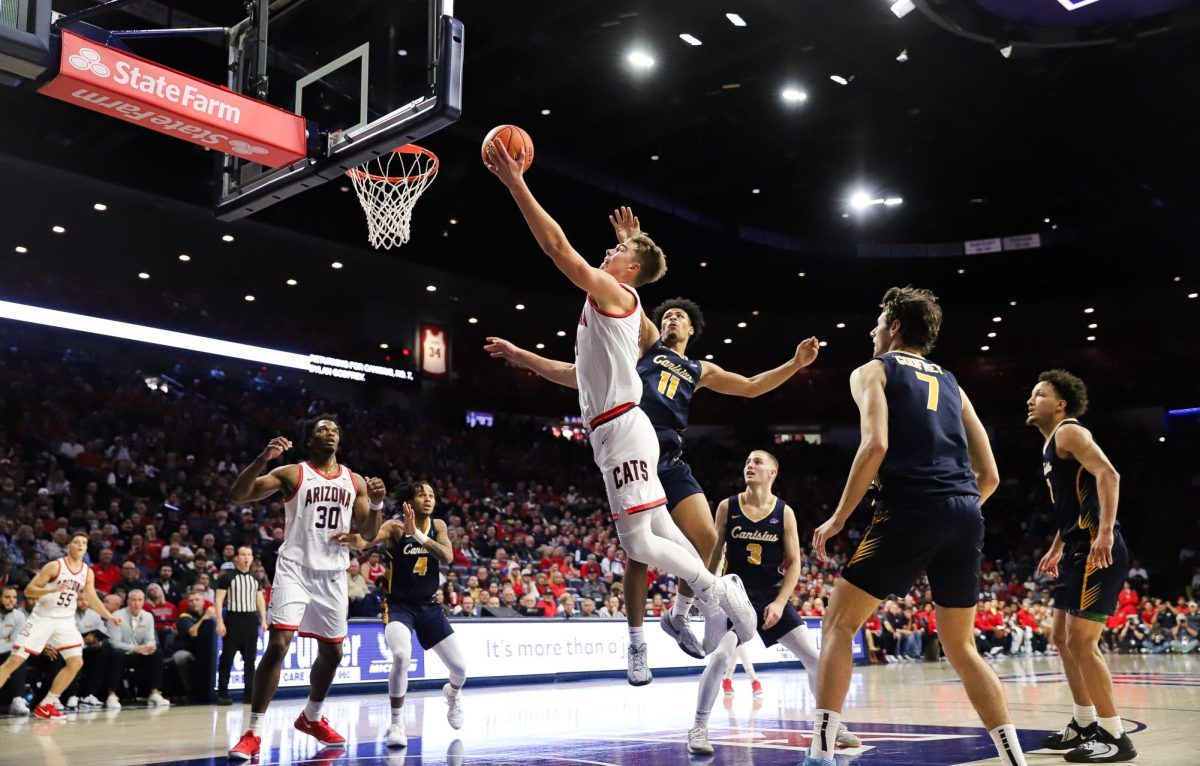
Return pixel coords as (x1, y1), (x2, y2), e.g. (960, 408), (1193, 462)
(629, 626), (645, 645)
(989, 724), (1028, 766)
(1073, 703), (1097, 726)
(43, 693), (60, 706)
(304, 698), (324, 722)
(444, 684), (460, 699)
(693, 709), (710, 729)
(809, 709), (841, 759)
(248, 712), (266, 734)
(671, 595), (694, 619)
(391, 707), (403, 725)
(1097, 715), (1123, 738)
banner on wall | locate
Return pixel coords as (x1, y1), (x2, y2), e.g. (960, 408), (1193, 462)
(420, 323), (448, 378)
(222, 617), (862, 691)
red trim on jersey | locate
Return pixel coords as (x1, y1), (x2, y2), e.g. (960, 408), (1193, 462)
(587, 284), (639, 318)
(54, 643), (82, 651)
(270, 623), (300, 631)
(625, 497), (667, 515)
(22, 646), (42, 655)
(282, 464), (303, 503)
(305, 461), (345, 481)
(589, 401), (637, 429)
(62, 557), (85, 576)
(298, 631), (345, 643)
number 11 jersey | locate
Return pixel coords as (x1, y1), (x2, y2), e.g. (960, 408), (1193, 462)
(281, 461), (357, 570)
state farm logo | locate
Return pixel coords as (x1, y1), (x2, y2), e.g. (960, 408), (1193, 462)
(229, 140), (269, 156)
(68, 48), (110, 78)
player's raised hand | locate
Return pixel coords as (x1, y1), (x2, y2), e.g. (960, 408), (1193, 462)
(1087, 528), (1115, 571)
(763, 600), (784, 630)
(262, 436), (292, 462)
(794, 337), (820, 368)
(484, 337), (523, 361)
(609, 206), (641, 243)
(366, 476), (387, 506)
(811, 517), (844, 563)
(1036, 546), (1062, 579)
(401, 502), (418, 537)
(483, 139), (526, 186)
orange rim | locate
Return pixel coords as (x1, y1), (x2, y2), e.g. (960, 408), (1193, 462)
(345, 144), (440, 184)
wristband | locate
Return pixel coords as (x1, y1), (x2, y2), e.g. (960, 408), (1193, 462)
(413, 530), (430, 545)
(369, 500), (384, 510)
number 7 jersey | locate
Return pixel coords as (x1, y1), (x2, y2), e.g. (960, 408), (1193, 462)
(280, 461), (358, 570)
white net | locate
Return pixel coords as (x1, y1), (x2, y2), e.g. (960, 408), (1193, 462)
(346, 146), (439, 249)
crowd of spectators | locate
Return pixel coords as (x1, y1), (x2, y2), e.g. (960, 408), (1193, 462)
(1, 327), (1198, 711)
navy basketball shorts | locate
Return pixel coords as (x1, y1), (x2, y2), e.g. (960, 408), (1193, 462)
(657, 446), (705, 510)
(841, 494), (983, 609)
(726, 588), (805, 647)
(384, 600), (454, 650)
(1052, 532), (1129, 622)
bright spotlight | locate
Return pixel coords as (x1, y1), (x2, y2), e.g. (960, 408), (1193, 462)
(781, 87), (808, 103)
(850, 192), (872, 211)
(890, 0), (916, 18)
(627, 51), (655, 69)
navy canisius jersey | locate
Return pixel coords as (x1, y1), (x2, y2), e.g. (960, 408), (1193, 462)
(383, 519), (440, 604)
(872, 351), (979, 510)
(723, 494), (786, 595)
(1042, 418), (1114, 547)
(637, 340), (702, 450)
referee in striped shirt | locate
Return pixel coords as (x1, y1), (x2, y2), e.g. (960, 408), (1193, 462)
(215, 546), (266, 705)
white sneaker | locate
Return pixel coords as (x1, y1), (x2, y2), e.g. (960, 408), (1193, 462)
(105, 695), (121, 710)
(836, 724), (862, 748)
(700, 599), (731, 656)
(626, 641), (653, 686)
(386, 723), (408, 748)
(8, 698), (29, 716)
(713, 575), (756, 644)
(79, 695), (103, 708)
(661, 612), (705, 659)
(442, 684), (463, 730)
(64, 696), (79, 710)
(147, 692), (170, 707)
(687, 725), (714, 755)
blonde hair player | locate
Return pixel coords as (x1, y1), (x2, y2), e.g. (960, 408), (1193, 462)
(0, 532), (121, 718)
(483, 135), (758, 651)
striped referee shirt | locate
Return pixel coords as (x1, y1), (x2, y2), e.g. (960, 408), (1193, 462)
(215, 569), (262, 614)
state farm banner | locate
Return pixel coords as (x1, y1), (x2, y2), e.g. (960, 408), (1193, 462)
(420, 323), (448, 378)
(39, 31), (306, 168)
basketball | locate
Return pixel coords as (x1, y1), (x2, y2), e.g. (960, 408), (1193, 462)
(482, 124), (534, 171)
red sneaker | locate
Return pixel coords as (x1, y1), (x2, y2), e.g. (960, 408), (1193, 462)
(227, 731), (261, 761)
(33, 702), (64, 719)
(294, 714), (346, 746)
(722, 678), (734, 697)
(751, 679), (764, 699)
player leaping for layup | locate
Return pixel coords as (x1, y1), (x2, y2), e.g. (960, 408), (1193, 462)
(484, 139), (757, 646)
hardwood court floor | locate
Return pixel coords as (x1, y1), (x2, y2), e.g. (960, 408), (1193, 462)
(4, 654), (1193, 765)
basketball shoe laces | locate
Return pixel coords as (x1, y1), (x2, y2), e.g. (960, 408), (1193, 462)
(630, 644), (649, 676)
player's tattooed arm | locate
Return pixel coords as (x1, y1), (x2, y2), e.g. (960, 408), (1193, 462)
(484, 337), (578, 388)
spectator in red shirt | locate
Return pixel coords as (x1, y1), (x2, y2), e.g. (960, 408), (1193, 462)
(1118, 582), (1139, 609)
(580, 554), (602, 581)
(547, 571), (568, 600)
(647, 593), (664, 618)
(362, 550), (386, 586)
(178, 585), (215, 615)
(537, 591), (557, 618)
(142, 526), (164, 569)
(92, 547), (121, 594)
(145, 582), (179, 647)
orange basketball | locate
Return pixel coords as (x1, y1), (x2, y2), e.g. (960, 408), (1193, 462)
(482, 124), (534, 171)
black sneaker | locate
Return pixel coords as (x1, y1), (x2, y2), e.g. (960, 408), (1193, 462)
(1041, 719), (1097, 750)
(1064, 728), (1137, 763)
(217, 696), (234, 706)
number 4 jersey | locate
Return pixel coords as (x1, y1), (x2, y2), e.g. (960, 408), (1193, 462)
(382, 520), (440, 603)
(872, 351), (979, 509)
(280, 461), (358, 570)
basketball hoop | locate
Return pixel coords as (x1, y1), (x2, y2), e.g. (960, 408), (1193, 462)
(346, 145), (439, 249)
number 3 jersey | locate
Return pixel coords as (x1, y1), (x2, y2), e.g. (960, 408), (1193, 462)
(872, 351), (979, 509)
(382, 520), (439, 604)
(723, 495), (786, 596)
(280, 461), (358, 570)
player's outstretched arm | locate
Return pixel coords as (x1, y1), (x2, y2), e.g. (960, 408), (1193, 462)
(484, 140), (631, 312)
(699, 337), (820, 398)
(333, 519), (399, 551)
(960, 388), (999, 504)
(230, 436), (296, 502)
(484, 337), (578, 388)
(1056, 423), (1121, 569)
(812, 361), (888, 561)
(708, 499), (731, 575)
(350, 474), (387, 541)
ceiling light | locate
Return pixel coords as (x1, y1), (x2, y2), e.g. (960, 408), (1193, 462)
(1051, 224), (1058, 230)
(699, 261), (708, 268)
(737, 322), (747, 328)
(723, 338), (732, 344)
(244, 295), (255, 302)
(1009, 300), (1018, 306)
(536, 343), (545, 350)
(1088, 323), (1098, 329)
(1173, 276), (1182, 282)
(1043, 217), (1051, 223)
(221, 234), (234, 242)
(704, 354), (713, 360)
(751, 188), (761, 194)
(1189, 293), (1198, 299)
(1084, 307), (1094, 313)
(831, 322), (844, 330)
(896, 49), (909, 62)
(999, 44), (1014, 59)
(331, 261), (343, 269)
(890, 0), (916, 18)
(178, 254), (191, 262)
(830, 75), (849, 86)
(679, 34), (702, 46)
(957, 268), (966, 274)
(339, 185), (350, 192)
(987, 332), (996, 338)
(627, 51), (655, 70)
(1086, 336), (1096, 341)
(515, 304), (525, 311)
(468, 317), (478, 324)
(726, 13), (747, 26)
(818, 341), (828, 347)
(138, 272), (150, 279)
(752, 310), (760, 316)
(380, 343), (390, 350)
(980, 345), (990, 351)
(426, 285), (437, 292)
(540, 109), (551, 116)
(798, 272), (806, 277)
(286, 278), (297, 286)
(850, 192), (872, 211)
(781, 87), (808, 103)
(14, 246), (27, 253)
(1159, 437), (1166, 443)
(556, 330), (566, 337)
(449, 218), (458, 225)
(883, 197), (903, 206)
(93, 203), (107, 211)
(52, 225), (65, 233)
(992, 316), (1002, 323)
(650, 154), (660, 161)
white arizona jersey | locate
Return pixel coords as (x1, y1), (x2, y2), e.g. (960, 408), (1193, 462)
(575, 285), (644, 426)
(34, 558), (89, 619)
(280, 461), (358, 570)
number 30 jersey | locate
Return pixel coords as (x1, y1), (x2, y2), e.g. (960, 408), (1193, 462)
(280, 461), (358, 570)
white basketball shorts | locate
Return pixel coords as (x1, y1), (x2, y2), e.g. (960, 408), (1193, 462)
(268, 556), (348, 642)
(590, 406), (668, 521)
(13, 614), (84, 659)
